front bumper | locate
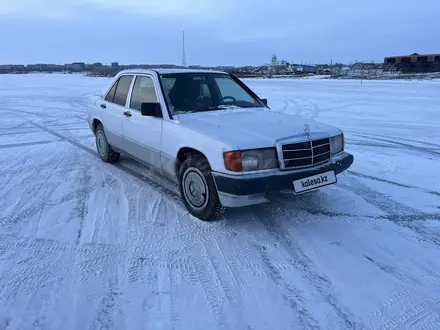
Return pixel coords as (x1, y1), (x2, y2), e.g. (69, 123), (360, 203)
(213, 152), (354, 207)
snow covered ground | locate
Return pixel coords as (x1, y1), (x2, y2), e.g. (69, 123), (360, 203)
(0, 73), (439, 329)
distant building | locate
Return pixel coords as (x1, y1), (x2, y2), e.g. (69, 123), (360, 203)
(384, 53), (440, 73)
(71, 62), (86, 71)
(295, 65), (317, 74)
(33, 64), (61, 71)
(213, 66), (235, 72)
(26, 64), (42, 71)
(93, 62), (103, 68)
(111, 62), (119, 68)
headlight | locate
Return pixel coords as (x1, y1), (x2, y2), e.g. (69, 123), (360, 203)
(224, 148), (278, 172)
(330, 133), (344, 155)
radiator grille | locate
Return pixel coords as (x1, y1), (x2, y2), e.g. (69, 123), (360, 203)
(281, 138), (330, 169)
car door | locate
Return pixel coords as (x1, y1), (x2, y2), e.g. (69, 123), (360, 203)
(101, 74), (134, 150)
(122, 74), (163, 169)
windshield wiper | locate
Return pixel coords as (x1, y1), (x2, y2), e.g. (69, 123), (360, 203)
(209, 105), (243, 110)
(173, 109), (197, 114)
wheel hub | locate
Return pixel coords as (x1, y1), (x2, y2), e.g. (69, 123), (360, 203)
(183, 169), (209, 210)
(96, 131), (107, 156)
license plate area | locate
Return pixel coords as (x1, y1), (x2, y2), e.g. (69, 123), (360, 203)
(293, 170), (337, 194)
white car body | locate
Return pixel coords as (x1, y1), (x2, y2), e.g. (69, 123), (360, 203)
(87, 69), (354, 210)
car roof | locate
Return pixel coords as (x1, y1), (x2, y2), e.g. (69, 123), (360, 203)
(118, 68), (228, 75)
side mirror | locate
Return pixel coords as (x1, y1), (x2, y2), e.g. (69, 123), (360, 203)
(261, 98), (268, 106)
(141, 102), (163, 118)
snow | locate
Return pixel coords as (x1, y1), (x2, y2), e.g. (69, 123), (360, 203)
(1, 73), (440, 329)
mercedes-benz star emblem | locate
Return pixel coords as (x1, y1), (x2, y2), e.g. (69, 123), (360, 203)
(303, 124), (312, 141)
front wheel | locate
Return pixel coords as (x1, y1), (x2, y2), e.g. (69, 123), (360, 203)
(178, 154), (225, 221)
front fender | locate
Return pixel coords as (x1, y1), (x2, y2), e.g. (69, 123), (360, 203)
(161, 120), (236, 176)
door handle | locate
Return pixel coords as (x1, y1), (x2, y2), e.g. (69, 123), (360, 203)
(123, 111), (132, 117)
(100, 103), (106, 109)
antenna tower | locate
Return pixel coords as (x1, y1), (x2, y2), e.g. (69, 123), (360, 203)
(182, 31), (187, 67)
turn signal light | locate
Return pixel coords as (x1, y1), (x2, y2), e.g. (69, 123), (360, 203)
(224, 151), (242, 172)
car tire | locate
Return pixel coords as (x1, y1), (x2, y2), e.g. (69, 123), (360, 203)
(95, 123), (120, 163)
(178, 154), (225, 221)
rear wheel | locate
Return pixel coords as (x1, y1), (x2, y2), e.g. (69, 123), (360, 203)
(95, 123), (120, 163)
(178, 154), (225, 221)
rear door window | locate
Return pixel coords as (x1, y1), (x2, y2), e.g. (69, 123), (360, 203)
(113, 75), (134, 106)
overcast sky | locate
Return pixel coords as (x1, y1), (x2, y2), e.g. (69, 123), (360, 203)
(1, 0), (438, 66)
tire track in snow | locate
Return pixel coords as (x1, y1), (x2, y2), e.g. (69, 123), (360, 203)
(362, 254), (418, 284)
(126, 250), (178, 328)
(320, 101), (368, 113)
(269, 98), (289, 112)
(203, 240), (247, 326)
(89, 291), (123, 330)
(31, 124), (180, 236)
(74, 243), (120, 284)
(282, 97), (303, 115)
(190, 242), (231, 327)
(339, 179), (427, 217)
(352, 133), (440, 157)
(0, 144), (71, 237)
(31, 121), (181, 233)
(16, 276), (67, 330)
(0, 139), (62, 150)
(366, 287), (440, 330)
(54, 127), (92, 132)
(350, 132), (440, 148)
(0, 237), (68, 303)
(31, 121), (184, 207)
(228, 200), (356, 325)
(340, 178), (440, 247)
(0, 318), (11, 330)
(75, 166), (93, 244)
(256, 244), (320, 329)
(0, 107), (52, 118)
(257, 215), (361, 329)
(88, 270), (123, 330)
(126, 255), (193, 285)
(347, 171), (440, 197)
(230, 230), (271, 277)
(168, 261), (182, 328)
(115, 162), (181, 203)
(230, 191), (370, 230)
(403, 302), (440, 330)
(45, 121), (87, 128)
(292, 97), (321, 119)
(0, 130), (42, 136)
(148, 196), (165, 226)
(346, 140), (416, 150)
(0, 235), (67, 262)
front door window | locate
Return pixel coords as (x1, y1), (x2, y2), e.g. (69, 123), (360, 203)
(130, 76), (158, 111)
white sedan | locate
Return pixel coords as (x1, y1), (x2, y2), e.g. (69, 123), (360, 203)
(87, 69), (354, 220)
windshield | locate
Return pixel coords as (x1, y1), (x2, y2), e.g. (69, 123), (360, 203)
(159, 73), (264, 114)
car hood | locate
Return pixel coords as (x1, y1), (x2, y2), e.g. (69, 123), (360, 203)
(173, 108), (342, 150)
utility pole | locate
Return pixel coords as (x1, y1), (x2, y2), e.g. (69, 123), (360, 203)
(182, 31), (187, 67)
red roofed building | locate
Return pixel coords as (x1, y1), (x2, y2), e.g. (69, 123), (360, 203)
(384, 53), (440, 73)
